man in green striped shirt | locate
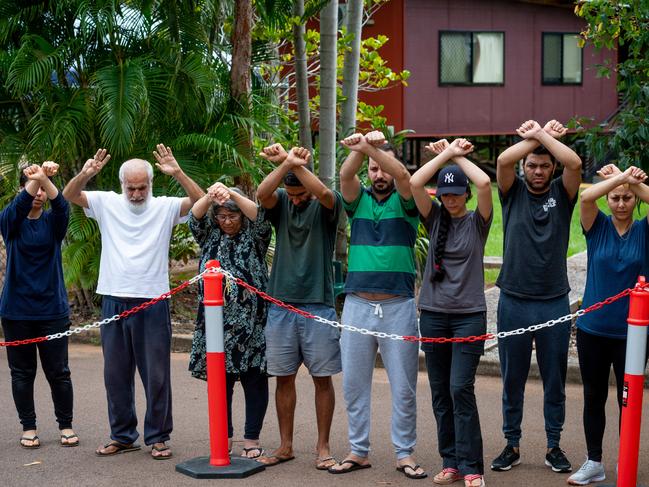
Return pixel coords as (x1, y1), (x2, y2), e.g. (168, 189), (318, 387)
(328, 131), (425, 479)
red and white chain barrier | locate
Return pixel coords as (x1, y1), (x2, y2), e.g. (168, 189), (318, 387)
(0, 270), (208, 348)
(223, 268), (648, 344)
(2, 267), (648, 348)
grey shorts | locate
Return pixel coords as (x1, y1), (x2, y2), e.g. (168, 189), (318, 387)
(265, 303), (341, 377)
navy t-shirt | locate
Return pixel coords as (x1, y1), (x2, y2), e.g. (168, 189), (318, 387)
(496, 176), (576, 299)
(577, 211), (649, 339)
(0, 190), (70, 320)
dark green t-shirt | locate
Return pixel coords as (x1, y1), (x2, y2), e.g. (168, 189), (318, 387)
(266, 189), (342, 307)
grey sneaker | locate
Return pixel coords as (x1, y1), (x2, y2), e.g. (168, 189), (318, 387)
(567, 459), (605, 485)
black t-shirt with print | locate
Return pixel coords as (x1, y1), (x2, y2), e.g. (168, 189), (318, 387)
(496, 176), (576, 299)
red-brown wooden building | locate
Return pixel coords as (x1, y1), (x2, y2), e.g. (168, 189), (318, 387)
(358, 0), (618, 168)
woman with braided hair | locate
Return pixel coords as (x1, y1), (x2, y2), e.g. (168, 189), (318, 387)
(410, 138), (493, 487)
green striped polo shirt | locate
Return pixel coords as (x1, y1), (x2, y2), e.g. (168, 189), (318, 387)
(344, 187), (419, 297)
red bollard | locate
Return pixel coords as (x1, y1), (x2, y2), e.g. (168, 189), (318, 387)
(617, 276), (649, 487)
(175, 261), (264, 479)
(203, 260), (229, 466)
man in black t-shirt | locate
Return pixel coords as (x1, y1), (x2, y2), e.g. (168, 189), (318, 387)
(490, 120), (582, 475)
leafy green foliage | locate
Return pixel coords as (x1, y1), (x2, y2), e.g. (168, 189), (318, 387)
(575, 1), (649, 169)
(0, 0), (282, 291)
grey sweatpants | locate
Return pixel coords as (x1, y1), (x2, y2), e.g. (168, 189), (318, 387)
(340, 294), (419, 459)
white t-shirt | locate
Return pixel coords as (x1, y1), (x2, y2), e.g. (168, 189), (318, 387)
(84, 191), (187, 298)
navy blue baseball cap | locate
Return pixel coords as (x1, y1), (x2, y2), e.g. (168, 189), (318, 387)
(436, 165), (469, 196)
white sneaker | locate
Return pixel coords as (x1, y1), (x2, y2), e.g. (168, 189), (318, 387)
(567, 459), (605, 485)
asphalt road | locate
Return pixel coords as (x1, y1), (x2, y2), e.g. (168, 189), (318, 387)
(0, 344), (647, 487)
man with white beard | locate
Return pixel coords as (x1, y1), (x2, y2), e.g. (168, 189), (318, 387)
(63, 145), (203, 459)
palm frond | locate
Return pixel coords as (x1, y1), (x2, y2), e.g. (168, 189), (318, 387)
(94, 59), (147, 157)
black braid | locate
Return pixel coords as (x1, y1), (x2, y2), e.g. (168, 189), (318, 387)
(431, 185), (472, 282)
(431, 204), (451, 282)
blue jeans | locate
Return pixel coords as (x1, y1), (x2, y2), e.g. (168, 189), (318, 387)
(497, 292), (570, 448)
(420, 310), (485, 475)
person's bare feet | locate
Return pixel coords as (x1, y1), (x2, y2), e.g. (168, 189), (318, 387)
(151, 442), (172, 459)
(315, 445), (336, 470)
(257, 447), (295, 466)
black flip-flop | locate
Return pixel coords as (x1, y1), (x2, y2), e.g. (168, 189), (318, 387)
(396, 464), (428, 479)
(95, 441), (141, 456)
(60, 433), (79, 447)
(256, 454), (295, 466)
(20, 435), (40, 449)
(241, 447), (264, 459)
(328, 459), (372, 474)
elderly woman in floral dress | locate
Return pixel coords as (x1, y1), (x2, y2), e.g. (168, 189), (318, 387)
(189, 182), (272, 459)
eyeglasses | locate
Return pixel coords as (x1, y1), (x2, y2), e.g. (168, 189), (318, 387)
(215, 214), (241, 223)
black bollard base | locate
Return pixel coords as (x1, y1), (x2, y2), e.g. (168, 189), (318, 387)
(176, 456), (265, 479)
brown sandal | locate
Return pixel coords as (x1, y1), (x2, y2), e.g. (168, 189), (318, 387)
(151, 443), (173, 460)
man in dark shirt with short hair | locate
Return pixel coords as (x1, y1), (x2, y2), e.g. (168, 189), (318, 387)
(256, 144), (343, 470)
(491, 120), (582, 475)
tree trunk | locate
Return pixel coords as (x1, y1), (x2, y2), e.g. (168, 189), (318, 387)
(318, 0), (338, 189)
(230, 0), (255, 196)
(339, 0), (363, 139)
(293, 0), (313, 160)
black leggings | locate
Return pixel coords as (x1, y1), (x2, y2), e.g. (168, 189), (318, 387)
(1, 318), (73, 431)
(225, 368), (269, 440)
(575, 328), (649, 462)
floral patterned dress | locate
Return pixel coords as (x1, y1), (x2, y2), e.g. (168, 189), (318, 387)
(188, 209), (272, 380)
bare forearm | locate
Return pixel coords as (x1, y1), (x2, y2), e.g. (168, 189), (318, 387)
(257, 162), (291, 204)
(229, 190), (258, 220)
(497, 139), (540, 168)
(581, 173), (626, 202)
(410, 153), (451, 189)
(364, 145), (409, 181)
(174, 170), (204, 202)
(24, 180), (40, 197)
(339, 150), (365, 182)
(41, 177), (59, 200)
(292, 166), (334, 208)
(190, 194), (212, 219)
(630, 183), (649, 205)
(536, 132), (581, 170)
(62, 172), (92, 203)
(453, 156), (491, 189)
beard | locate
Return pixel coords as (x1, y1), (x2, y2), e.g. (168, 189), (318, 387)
(372, 178), (395, 195)
(123, 192), (151, 214)
(524, 174), (551, 192)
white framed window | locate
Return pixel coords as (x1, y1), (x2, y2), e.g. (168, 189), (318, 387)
(439, 31), (505, 86)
